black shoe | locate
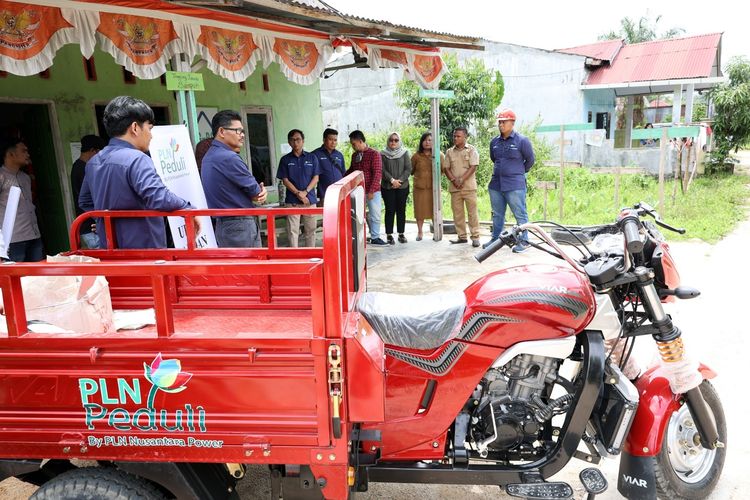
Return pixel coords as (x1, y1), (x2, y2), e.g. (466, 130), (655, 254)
(387, 234), (395, 245)
(370, 238), (388, 246)
(398, 234), (407, 243)
(450, 238), (468, 244)
(472, 239), (481, 248)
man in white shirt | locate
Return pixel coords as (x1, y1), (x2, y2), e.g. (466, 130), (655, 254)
(0, 139), (43, 261)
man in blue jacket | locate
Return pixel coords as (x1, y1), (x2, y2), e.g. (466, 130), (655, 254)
(201, 110), (267, 247)
(312, 128), (345, 206)
(79, 96), (197, 249)
(484, 109), (535, 252)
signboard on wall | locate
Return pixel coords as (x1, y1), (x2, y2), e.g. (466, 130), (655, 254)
(165, 71), (205, 91)
(150, 125), (217, 249)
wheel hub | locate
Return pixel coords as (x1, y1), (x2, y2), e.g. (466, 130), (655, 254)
(666, 404), (716, 483)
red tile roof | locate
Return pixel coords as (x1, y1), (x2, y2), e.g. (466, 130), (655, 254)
(584, 33), (722, 85)
(556, 39), (624, 62)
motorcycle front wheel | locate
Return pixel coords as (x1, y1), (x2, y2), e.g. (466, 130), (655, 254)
(652, 380), (727, 499)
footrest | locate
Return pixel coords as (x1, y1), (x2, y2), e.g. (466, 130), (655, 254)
(506, 481), (573, 499)
(579, 467), (608, 495)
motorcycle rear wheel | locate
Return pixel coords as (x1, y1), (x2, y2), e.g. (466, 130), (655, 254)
(652, 381), (726, 499)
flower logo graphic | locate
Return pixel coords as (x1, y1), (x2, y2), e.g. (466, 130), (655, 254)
(144, 353), (192, 407)
(169, 137), (179, 153)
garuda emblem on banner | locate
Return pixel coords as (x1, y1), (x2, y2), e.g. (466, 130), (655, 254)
(0, 8), (40, 50)
(116, 18), (160, 58)
(380, 49), (407, 66)
(0, 4), (71, 60)
(274, 39), (318, 76)
(413, 54), (443, 83)
(200, 27), (257, 71)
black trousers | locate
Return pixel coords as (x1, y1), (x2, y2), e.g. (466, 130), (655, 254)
(382, 187), (410, 235)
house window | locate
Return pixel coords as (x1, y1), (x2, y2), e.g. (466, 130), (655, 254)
(122, 68), (136, 84)
(596, 112), (611, 139)
(95, 104), (170, 142)
(242, 107), (276, 187)
(587, 111), (592, 123)
(83, 57), (97, 81)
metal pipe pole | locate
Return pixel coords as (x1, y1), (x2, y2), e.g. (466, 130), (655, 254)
(430, 98), (443, 240)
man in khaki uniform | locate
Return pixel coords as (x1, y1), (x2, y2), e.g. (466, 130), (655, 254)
(443, 127), (481, 247)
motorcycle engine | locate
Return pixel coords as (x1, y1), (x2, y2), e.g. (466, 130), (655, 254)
(470, 354), (563, 459)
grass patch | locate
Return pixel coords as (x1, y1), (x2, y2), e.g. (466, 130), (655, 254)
(405, 170), (749, 243)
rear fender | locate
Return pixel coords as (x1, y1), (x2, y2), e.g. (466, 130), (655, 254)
(623, 363), (716, 457)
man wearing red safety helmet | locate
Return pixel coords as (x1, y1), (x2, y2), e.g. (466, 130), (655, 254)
(483, 108), (535, 252)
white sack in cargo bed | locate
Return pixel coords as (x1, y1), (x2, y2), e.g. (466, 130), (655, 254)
(0, 255), (114, 333)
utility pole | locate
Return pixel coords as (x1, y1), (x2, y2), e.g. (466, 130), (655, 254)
(420, 88), (454, 241)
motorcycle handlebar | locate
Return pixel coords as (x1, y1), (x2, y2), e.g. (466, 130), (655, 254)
(618, 211), (644, 254)
(474, 235), (508, 263)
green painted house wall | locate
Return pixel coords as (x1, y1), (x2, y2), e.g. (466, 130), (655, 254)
(0, 44), (323, 253)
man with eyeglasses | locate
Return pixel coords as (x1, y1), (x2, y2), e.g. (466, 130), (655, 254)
(201, 109), (267, 248)
(277, 129), (320, 247)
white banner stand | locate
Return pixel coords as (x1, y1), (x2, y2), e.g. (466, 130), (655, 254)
(1, 186), (21, 258)
(150, 125), (217, 249)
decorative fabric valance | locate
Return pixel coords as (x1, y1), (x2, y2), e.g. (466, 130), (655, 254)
(350, 39), (446, 89)
(0, 3), (78, 76)
(0, 0), (443, 88)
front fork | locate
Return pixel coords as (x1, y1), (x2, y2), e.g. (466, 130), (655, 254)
(634, 267), (722, 450)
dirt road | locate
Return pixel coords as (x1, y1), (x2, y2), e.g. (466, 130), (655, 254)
(1, 212), (748, 499)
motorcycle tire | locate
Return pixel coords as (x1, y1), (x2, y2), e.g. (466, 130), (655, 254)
(652, 380), (727, 499)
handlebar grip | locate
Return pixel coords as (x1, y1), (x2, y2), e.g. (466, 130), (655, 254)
(474, 238), (505, 263)
(621, 217), (644, 254)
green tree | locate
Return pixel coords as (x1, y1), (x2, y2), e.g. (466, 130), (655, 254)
(707, 56), (750, 173)
(395, 53), (503, 146)
(599, 13), (685, 43)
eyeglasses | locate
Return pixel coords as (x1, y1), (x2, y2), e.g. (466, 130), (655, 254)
(223, 127), (245, 135)
(389, 138), (399, 142)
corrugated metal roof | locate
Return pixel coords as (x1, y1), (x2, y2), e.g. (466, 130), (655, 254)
(260, 0), (480, 42)
(586, 33), (722, 85)
(556, 39), (623, 62)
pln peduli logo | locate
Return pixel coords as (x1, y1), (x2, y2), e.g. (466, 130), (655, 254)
(79, 353), (206, 432)
(157, 137), (188, 176)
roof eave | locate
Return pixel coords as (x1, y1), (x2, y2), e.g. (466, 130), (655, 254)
(175, 0), (484, 49)
(581, 76), (727, 96)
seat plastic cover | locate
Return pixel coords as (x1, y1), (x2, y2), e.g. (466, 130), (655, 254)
(357, 291), (466, 350)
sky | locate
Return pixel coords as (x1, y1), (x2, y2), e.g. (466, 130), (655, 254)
(327, 0), (749, 65)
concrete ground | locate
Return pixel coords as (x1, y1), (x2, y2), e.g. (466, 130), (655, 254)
(2, 210), (748, 499)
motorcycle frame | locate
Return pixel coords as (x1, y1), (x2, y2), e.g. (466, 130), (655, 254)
(368, 331), (605, 485)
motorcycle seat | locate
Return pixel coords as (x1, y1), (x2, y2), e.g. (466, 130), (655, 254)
(357, 291), (466, 350)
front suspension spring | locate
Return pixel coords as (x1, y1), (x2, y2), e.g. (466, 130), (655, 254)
(656, 337), (685, 363)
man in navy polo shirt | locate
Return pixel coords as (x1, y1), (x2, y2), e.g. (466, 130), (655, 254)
(484, 108), (535, 252)
(79, 96), (197, 249)
(277, 129), (320, 247)
(312, 128), (345, 206)
(201, 109), (268, 248)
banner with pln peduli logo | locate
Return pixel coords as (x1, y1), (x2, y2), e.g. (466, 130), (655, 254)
(150, 125), (217, 249)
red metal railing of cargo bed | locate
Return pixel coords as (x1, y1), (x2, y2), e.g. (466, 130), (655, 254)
(1, 172), (366, 340)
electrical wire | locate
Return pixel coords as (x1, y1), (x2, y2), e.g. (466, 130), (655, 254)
(532, 220), (593, 258)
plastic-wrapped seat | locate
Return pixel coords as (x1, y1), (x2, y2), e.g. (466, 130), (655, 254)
(357, 291), (466, 350)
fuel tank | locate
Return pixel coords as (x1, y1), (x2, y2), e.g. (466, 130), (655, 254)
(464, 264), (596, 348)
